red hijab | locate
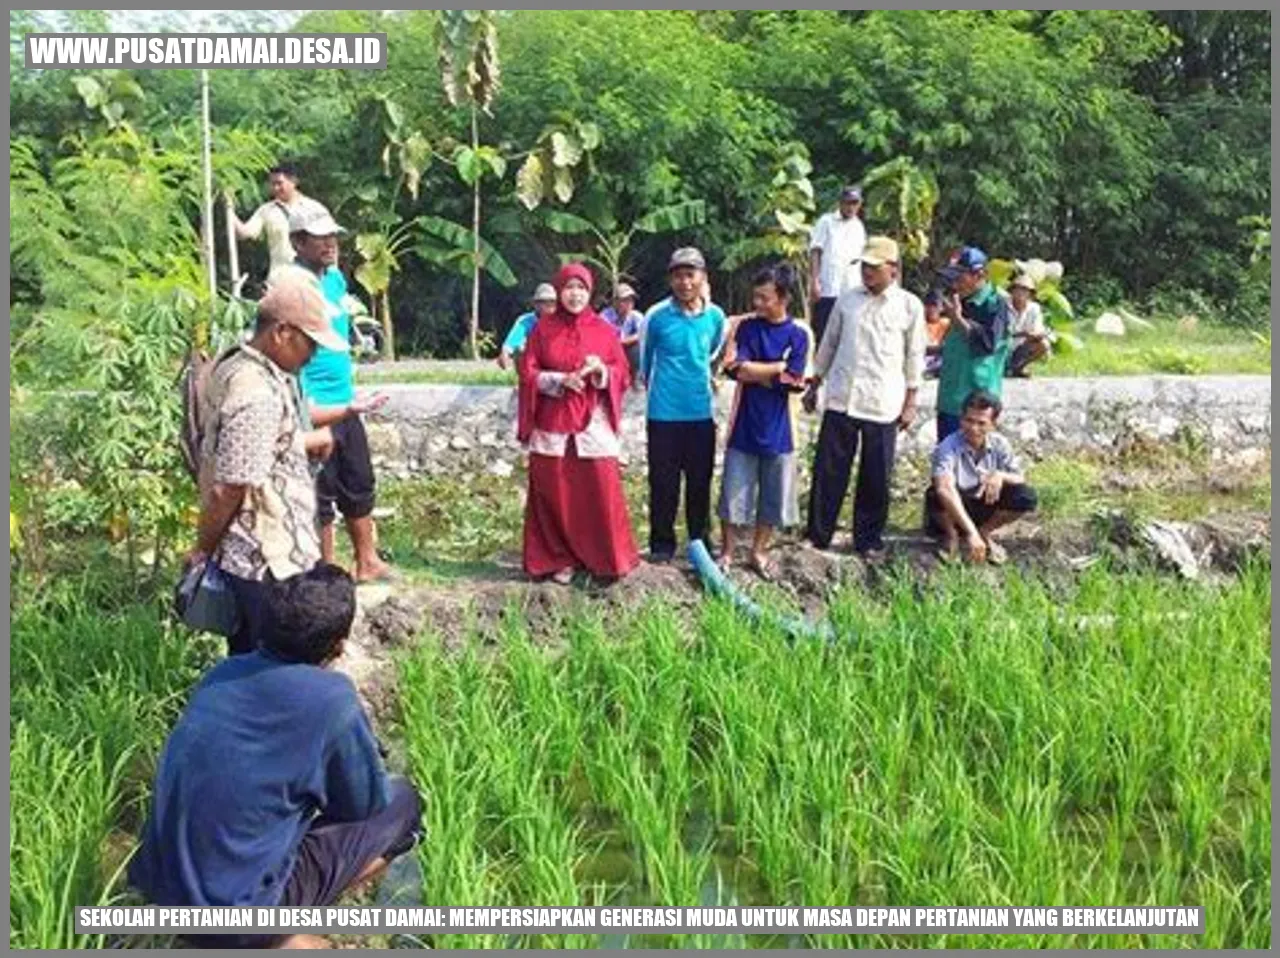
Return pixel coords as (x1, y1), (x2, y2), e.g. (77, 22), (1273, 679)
(517, 263), (631, 443)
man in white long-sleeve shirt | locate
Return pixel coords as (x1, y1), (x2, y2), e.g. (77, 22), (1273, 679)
(227, 163), (331, 283)
(803, 235), (925, 558)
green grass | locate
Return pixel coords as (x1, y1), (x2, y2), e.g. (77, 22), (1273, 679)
(355, 320), (1268, 386)
(397, 562), (1271, 948)
(357, 366), (517, 387)
(1040, 318), (1270, 377)
(9, 577), (216, 949)
(378, 440), (1270, 575)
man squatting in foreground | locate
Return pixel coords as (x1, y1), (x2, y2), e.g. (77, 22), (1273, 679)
(130, 564), (425, 949)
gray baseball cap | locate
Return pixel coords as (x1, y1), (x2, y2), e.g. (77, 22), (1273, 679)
(532, 282), (557, 302)
(668, 247), (706, 271)
(288, 205), (346, 237)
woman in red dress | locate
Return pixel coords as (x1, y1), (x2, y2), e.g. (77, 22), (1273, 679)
(517, 263), (640, 583)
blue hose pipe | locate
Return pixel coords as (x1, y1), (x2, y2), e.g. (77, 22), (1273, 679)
(687, 539), (835, 644)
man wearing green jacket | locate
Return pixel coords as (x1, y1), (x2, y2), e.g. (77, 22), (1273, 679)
(934, 246), (1011, 442)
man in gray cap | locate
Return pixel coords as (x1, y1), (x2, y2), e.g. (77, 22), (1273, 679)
(638, 247), (726, 561)
(498, 283), (558, 370)
(288, 207), (393, 584)
(602, 282), (644, 379)
(808, 184), (867, 346)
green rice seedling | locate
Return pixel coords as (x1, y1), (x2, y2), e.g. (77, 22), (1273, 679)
(9, 728), (134, 950)
(395, 560), (1271, 949)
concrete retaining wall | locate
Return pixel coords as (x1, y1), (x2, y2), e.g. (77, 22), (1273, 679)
(362, 375), (1272, 479)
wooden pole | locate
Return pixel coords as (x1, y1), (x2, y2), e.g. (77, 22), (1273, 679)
(199, 69), (216, 348)
(224, 192), (243, 299)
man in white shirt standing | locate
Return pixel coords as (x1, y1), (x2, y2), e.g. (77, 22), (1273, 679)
(808, 184), (868, 347)
(227, 163), (332, 284)
(803, 236), (925, 559)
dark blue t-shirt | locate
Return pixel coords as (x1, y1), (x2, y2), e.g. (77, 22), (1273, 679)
(128, 651), (389, 907)
(727, 315), (810, 456)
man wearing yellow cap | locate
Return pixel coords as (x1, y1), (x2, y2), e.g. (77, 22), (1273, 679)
(804, 235), (925, 559)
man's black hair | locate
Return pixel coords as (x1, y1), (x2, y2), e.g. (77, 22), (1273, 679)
(261, 563), (356, 664)
(962, 389), (1003, 420)
(752, 262), (796, 300)
(269, 162), (301, 181)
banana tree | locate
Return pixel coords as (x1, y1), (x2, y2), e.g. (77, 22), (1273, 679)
(436, 9), (502, 360)
(539, 200), (707, 296)
(345, 94), (437, 360)
(353, 221), (419, 361)
(722, 142), (816, 313)
(436, 11), (598, 357)
(860, 155), (939, 270)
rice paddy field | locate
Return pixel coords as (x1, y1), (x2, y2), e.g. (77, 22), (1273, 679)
(395, 562), (1272, 949)
(9, 492), (1273, 949)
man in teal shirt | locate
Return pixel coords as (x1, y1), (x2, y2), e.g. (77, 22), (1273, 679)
(497, 283), (557, 370)
(287, 208), (393, 583)
(639, 247), (726, 561)
(934, 246), (1011, 442)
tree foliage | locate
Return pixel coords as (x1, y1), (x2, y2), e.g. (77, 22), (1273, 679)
(9, 8), (1272, 360)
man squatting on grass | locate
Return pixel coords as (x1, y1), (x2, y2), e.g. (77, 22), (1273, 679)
(804, 235), (925, 560)
(130, 564), (424, 949)
(717, 262), (811, 579)
(188, 274), (344, 655)
(926, 389), (1039, 565)
(639, 247), (727, 562)
(287, 207), (395, 584)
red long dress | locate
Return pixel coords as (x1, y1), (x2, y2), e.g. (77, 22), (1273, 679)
(517, 295), (639, 580)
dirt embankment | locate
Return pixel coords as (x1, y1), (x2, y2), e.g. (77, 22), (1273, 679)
(337, 508), (1270, 722)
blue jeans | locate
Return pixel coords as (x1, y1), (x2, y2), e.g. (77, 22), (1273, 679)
(936, 412), (962, 443)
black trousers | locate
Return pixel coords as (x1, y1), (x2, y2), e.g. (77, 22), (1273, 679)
(317, 416), (376, 525)
(226, 572), (272, 657)
(812, 297), (838, 350)
(647, 419), (716, 556)
(805, 411), (898, 553)
(925, 482), (1038, 533)
(182, 777), (425, 948)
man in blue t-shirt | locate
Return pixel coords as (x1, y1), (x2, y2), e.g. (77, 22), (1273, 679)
(498, 283), (558, 370)
(718, 263), (811, 579)
(639, 248), (726, 561)
(129, 564), (424, 949)
(287, 207), (393, 583)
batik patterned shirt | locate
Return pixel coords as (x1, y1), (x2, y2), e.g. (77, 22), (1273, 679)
(199, 344), (320, 581)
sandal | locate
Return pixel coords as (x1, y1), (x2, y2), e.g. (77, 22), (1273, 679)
(550, 567), (575, 585)
(985, 539), (1008, 566)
